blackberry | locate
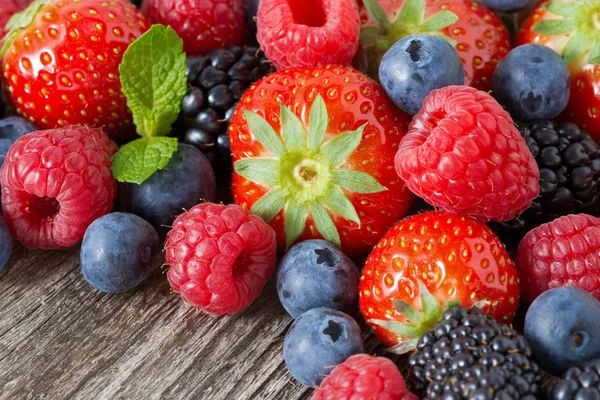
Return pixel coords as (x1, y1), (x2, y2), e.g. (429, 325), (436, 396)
(490, 121), (600, 250)
(179, 46), (274, 166)
(408, 306), (541, 400)
(548, 359), (600, 400)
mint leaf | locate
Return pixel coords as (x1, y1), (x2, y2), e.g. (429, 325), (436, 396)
(111, 137), (179, 184)
(119, 25), (187, 138)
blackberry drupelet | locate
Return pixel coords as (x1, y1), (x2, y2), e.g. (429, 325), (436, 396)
(548, 359), (600, 400)
(408, 306), (541, 400)
(490, 121), (600, 250)
(180, 46), (273, 165)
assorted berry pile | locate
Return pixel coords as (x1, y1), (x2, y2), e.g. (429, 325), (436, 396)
(5, 0), (600, 398)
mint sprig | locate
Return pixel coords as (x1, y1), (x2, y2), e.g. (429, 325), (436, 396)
(112, 24), (187, 185)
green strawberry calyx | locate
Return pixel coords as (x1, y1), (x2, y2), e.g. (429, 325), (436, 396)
(1, 0), (51, 57)
(533, 1), (600, 65)
(235, 95), (388, 249)
(369, 280), (460, 354)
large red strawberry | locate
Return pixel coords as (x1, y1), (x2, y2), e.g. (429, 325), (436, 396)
(359, 211), (520, 349)
(229, 66), (415, 256)
(517, 0), (600, 141)
(1, 0), (150, 138)
(357, 0), (511, 91)
(0, 0), (31, 35)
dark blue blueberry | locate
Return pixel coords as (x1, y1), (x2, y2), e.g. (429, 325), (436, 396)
(119, 144), (216, 238)
(476, 0), (539, 12)
(284, 308), (364, 387)
(492, 44), (570, 122)
(524, 287), (600, 375)
(277, 240), (359, 318)
(81, 213), (160, 293)
(0, 139), (12, 169)
(0, 117), (39, 168)
(0, 217), (12, 273)
(379, 34), (464, 115)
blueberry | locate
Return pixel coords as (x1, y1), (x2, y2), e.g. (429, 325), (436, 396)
(476, 0), (539, 12)
(0, 139), (13, 169)
(0, 217), (12, 273)
(81, 213), (160, 293)
(524, 287), (600, 375)
(492, 44), (570, 122)
(119, 144), (216, 238)
(0, 116), (38, 142)
(277, 240), (359, 318)
(284, 308), (364, 387)
(379, 35), (464, 115)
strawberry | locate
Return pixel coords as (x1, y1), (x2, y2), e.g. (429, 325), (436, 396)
(517, 0), (600, 141)
(0, 0), (150, 138)
(0, 0), (31, 35)
(359, 211), (520, 350)
(357, 0), (511, 91)
(229, 66), (415, 256)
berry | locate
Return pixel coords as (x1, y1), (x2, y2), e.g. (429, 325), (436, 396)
(257, 0), (360, 70)
(245, 0), (260, 41)
(277, 239), (360, 319)
(490, 121), (600, 250)
(408, 306), (541, 399)
(548, 359), (600, 400)
(179, 46), (274, 166)
(358, 0), (511, 91)
(230, 66), (414, 256)
(284, 307), (365, 387)
(492, 44), (570, 122)
(1, 126), (117, 249)
(517, 214), (600, 303)
(0, 217), (12, 273)
(0, 116), (38, 169)
(517, 0), (600, 141)
(313, 354), (417, 400)
(476, 0), (539, 12)
(379, 35), (464, 115)
(524, 287), (600, 376)
(395, 85), (540, 222)
(141, 0), (245, 56)
(81, 212), (160, 293)
(119, 144), (216, 238)
(1, 0), (149, 138)
(164, 202), (277, 315)
(0, 0), (31, 36)
(359, 211), (520, 349)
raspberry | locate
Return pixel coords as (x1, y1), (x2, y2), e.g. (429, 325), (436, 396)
(165, 203), (277, 315)
(517, 214), (600, 303)
(257, 0), (361, 70)
(0, 126), (117, 249)
(395, 85), (540, 222)
(313, 354), (417, 400)
(141, 0), (245, 56)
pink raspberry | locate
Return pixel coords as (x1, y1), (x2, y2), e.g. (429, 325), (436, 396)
(165, 203), (277, 315)
(517, 214), (600, 303)
(395, 85), (540, 222)
(1, 126), (117, 249)
(313, 354), (417, 400)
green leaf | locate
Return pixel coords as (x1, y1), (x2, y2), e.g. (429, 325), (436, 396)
(362, 0), (390, 27)
(310, 203), (341, 247)
(418, 11), (458, 33)
(417, 280), (442, 320)
(285, 202), (308, 249)
(307, 95), (329, 151)
(333, 170), (387, 194)
(243, 110), (285, 157)
(322, 187), (360, 225)
(532, 19), (576, 35)
(234, 158), (280, 186)
(397, 0), (425, 26)
(370, 319), (422, 338)
(562, 32), (592, 64)
(119, 25), (187, 137)
(250, 188), (287, 223)
(1, 0), (52, 56)
(111, 137), (179, 184)
(545, 2), (581, 17)
(280, 103), (306, 151)
(589, 40), (600, 65)
(359, 26), (384, 47)
(445, 301), (460, 310)
(320, 124), (366, 167)
(393, 300), (424, 324)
